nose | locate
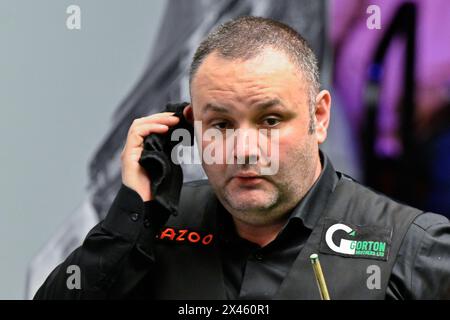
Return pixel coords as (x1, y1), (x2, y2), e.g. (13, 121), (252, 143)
(232, 128), (260, 165)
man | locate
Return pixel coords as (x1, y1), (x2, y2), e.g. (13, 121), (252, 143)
(35, 17), (450, 300)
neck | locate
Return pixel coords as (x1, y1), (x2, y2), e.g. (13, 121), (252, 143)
(232, 217), (287, 247)
(232, 156), (323, 247)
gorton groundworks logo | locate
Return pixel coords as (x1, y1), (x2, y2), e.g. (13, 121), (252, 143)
(320, 219), (392, 261)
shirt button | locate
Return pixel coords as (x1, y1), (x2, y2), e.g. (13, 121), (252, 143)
(130, 212), (140, 222)
(144, 218), (151, 228)
(254, 252), (263, 261)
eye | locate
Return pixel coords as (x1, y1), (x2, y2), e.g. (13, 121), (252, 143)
(212, 121), (231, 130)
(262, 116), (281, 127)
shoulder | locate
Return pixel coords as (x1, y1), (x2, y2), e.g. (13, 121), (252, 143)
(182, 179), (211, 189)
(340, 174), (412, 208)
(165, 179), (216, 227)
(180, 179), (214, 200)
(334, 173), (422, 225)
(400, 212), (450, 253)
(391, 212), (450, 299)
(411, 212), (450, 230)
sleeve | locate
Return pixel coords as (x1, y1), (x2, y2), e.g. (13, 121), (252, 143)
(386, 212), (450, 300)
(33, 184), (170, 299)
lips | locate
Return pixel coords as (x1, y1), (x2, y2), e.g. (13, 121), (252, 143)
(235, 171), (261, 178)
(231, 171), (266, 187)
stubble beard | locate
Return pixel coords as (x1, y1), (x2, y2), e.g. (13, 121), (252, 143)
(218, 140), (318, 227)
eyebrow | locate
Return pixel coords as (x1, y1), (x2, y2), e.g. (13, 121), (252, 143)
(203, 103), (230, 115)
(253, 99), (285, 111)
(203, 99), (285, 115)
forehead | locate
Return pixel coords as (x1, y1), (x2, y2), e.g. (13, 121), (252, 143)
(191, 47), (306, 104)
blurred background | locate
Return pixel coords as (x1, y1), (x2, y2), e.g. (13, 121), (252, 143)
(0, 0), (449, 299)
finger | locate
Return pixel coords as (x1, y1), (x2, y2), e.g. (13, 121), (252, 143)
(127, 123), (169, 147)
(128, 146), (144, 162)
(121, 145), (144, 163)
(132, 113), (180, 125)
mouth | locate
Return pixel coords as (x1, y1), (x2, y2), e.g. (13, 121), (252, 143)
(235, 171), (261, 178)
(232, 171), (265, 186)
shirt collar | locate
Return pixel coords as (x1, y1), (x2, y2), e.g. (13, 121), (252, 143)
(288, 150), (339, 230)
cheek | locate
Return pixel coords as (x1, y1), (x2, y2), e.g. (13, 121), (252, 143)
(272, 140), (290, 167)
(200, 137), (228, 165)
(202, 163), (228, 187)
(200, 139), (227, 172)
(274, 128), (311, 165)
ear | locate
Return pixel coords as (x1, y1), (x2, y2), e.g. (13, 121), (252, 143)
(314, 90), (331, 144)
(183, 104), (194, 124)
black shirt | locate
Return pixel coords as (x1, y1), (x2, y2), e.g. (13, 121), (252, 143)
(34, 152), (450, 299)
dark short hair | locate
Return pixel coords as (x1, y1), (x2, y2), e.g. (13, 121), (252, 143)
(189, 16), (320, 132)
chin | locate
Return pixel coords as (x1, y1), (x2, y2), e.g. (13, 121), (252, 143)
(226, 189), (277, 212)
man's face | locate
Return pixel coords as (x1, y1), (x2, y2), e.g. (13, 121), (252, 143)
(190, 47), (325, 226)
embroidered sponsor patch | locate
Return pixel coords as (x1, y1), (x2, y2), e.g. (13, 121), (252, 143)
(155, 227), (214, 246)
(319, 219), (392, 261)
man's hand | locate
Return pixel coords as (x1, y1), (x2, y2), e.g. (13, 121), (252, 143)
(120, 112), (180, 201)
